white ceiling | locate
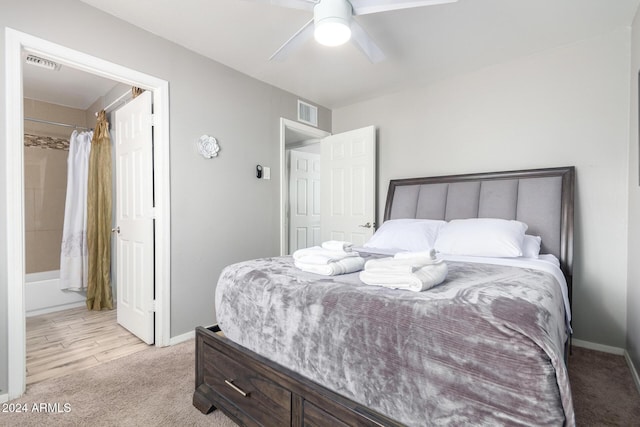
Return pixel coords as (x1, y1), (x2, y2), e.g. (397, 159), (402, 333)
(77, 0), (640, 109)
(23, 52), (120, 110)
(29, 0), (640, 110)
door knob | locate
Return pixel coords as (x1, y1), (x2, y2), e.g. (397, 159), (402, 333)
(359, 222), (372, 228)
(111, 226), (120, 234)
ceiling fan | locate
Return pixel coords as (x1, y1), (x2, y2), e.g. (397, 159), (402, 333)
(247, 0), (458, 63)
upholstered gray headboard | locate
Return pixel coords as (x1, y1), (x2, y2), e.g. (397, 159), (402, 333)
(384, 167), (575, 287)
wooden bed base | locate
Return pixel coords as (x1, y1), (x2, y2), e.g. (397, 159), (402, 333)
(194, 166), (575, 426)
(194, 325), (402, 426)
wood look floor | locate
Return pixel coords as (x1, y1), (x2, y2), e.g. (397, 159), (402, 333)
(26, 306), (149, 386)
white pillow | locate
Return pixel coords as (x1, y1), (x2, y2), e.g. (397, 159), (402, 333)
(363, 219), (446, 252)
(434, 218), (528, 258)
(522, 235), (542, 258)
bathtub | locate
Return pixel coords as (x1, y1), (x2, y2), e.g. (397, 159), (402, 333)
(25, 270), (86, 317)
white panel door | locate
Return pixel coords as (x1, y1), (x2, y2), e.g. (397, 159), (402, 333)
(320, 126), (376, 246)
(289, 150), (321, 253)
(114, 91), (154, 344)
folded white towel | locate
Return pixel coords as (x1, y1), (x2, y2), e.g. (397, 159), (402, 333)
(292, 246), (359, 265)
(364, 250), (440, 274)
(359, 262), (448, 292)
(321, 240), (354, 252)
(393, 249), (439, 265)
(363, 258), (418, 274)
(295, 256), (365, 276)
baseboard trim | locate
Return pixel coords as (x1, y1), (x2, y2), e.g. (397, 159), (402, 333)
(572, 339), (625, 355)
(26, 301), (86, 318)
(0, 393), (8, 403)
(624, 350), (640, 394)
(168, 330), (195, 346)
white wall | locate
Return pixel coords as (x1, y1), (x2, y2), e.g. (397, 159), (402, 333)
(0, 0), (331, 394)
(333, 29), (631, 349)
(627, 9), (640, 377)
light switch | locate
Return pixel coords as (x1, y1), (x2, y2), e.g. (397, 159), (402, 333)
(263, 166), (271, 180)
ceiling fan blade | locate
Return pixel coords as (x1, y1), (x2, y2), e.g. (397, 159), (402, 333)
(350, 20), (386, 63)
(242, 0), (316, 12)
(349, 0), (458, 15)
(269, 18), (315, 61)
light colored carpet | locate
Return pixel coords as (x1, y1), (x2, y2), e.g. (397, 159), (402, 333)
(1, 339), (639, 426)
(0, 340), (235, 427)
(568, 346), (640, 426)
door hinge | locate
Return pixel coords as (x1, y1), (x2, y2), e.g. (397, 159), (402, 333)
(149, 207), (156, 219)
(150, 113), (155, 126)
(150, 300), (157, 312)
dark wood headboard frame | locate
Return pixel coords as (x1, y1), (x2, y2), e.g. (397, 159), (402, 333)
(383, 166), (575, 307)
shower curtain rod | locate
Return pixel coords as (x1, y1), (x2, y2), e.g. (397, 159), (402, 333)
(24, 116), (91, 131)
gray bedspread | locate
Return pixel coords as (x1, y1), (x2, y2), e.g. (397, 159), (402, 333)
(215, 256), (574, 426)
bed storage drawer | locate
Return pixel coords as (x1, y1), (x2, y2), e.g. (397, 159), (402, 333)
(302, 395), (395, 427)
(204, 341), (291, 425)
(303, 400), (351, 427)
(194, 326), (401, 427)
(195, 327), (291, 426)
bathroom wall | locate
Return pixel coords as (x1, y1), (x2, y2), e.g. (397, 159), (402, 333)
(23, 99), (87, 274)
(24, 98), (88, 138)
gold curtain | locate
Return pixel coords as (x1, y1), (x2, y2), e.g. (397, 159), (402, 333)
(132, 87), (144, 98)
(86, 110), (114, 310)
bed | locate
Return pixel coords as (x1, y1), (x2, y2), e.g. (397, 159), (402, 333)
(194, 166), (575, 426)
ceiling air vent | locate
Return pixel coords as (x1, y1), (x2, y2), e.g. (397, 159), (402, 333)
(25, 54), (61, 71)
(298, 100), (318, 127)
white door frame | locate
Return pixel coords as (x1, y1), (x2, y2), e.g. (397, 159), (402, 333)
(279, 118), (330, 255)
(5, 28), (172, 399)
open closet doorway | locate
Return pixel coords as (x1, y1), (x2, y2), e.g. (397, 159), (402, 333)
(279, 118), (330, 255)
(5, 28), (171, 400)
(279, 119), (377, 256)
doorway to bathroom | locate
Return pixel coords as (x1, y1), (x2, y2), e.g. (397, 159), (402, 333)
(22, 65), (145, 385)
(5, 28), (171, 399)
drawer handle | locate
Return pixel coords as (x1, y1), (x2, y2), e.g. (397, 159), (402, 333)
(224, 379), (250, 397)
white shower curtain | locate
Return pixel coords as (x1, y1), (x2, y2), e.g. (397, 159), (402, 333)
(60, 130), (93, 291)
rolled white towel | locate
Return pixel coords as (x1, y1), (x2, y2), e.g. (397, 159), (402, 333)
(359, 262), (448, 292)
(292, 246), (359, 265)
(295, 256), (365, 276)
(321, 240), (354, 252)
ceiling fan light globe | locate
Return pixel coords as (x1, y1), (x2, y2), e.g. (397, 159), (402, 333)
(313, 0), (352, 46)
(314, 19), (351, 46)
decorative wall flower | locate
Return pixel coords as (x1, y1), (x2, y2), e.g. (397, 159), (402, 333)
(197, 135), (220, 158)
